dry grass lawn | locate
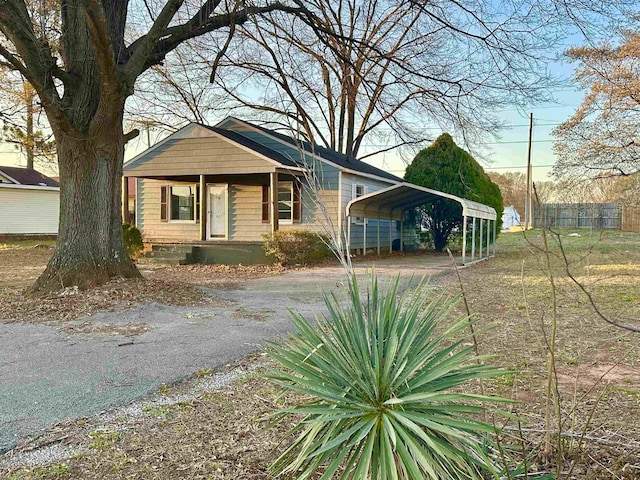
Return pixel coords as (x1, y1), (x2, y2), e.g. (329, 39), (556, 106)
(448, 229), (640, 478)
(0, 244), (285, 324)
(2, 229), (640, 479)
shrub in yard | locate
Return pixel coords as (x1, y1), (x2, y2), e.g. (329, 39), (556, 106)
(405, 133), (503, 251)
(122, 223), (144, 259)
(267, 275), (509, 479)
(263, 230), (332, 266)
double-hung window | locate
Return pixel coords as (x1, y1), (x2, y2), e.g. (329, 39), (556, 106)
(352, 183), (367, 225)
(273, 181), (302, 224)
(160, 185), (200, 222)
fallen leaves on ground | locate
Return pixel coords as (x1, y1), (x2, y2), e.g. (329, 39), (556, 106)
(61, 322), (151, 336)
(0, 246), (289, 324)
(0, 277), (215, 324)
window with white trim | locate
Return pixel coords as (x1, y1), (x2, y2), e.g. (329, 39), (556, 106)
(278, 181), (294, 224)
(351, 183), (368, 225)
(277, 181), (302, 224)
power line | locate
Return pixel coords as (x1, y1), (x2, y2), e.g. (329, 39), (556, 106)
(482, 139), (555, 145)
(360, 139), (556, 148)
(484, 164), (555, 169)
(494, 104), (580, 113)
(506, 122), (561, 127)
(383, 163), (555, 173)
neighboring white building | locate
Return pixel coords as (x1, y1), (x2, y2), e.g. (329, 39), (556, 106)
(502, 205), (521, 230)
(0, 166), (60, 235)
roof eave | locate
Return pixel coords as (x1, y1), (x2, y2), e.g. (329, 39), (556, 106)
(346, 182), (496, 221)
(0, 183), (60, 191)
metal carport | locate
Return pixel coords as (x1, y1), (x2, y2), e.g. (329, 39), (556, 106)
(345, 182), (497, 264)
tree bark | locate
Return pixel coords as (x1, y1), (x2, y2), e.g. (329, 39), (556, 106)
(32, 104), (141, 293)
(24, 82), (34, 170)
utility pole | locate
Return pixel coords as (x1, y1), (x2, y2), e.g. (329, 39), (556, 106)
(524, 112), (533, 229)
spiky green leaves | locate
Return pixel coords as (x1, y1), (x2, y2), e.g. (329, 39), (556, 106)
(266, 275), (509, 479)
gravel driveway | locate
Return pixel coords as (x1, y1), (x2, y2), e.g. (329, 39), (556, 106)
(0, 256), (454, 453)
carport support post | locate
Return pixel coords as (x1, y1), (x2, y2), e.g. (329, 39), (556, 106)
(400, 214), (404, 252)
(471, 217), (476, 261)
(493, 219), (497, 256)
(479, 219), (484, 258)
(389, 218), (393, 254)
(363, 216), (367, 256)
(462, 215), (467, 264)
(199, 174), (206, 241)
(377, 209), (381, 256)
(486, 218), (491, 258)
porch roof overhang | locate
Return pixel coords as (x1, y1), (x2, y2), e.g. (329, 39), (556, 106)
(122, 167), (306, 179)
(346, 182), (496, 221)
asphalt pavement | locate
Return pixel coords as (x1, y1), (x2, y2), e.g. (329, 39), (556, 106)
(0, 256), (454, 453)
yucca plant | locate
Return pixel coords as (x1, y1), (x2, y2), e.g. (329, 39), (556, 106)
(266, 274), (510, 479)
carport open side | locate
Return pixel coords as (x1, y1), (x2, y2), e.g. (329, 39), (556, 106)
(346, 182), (497, 264)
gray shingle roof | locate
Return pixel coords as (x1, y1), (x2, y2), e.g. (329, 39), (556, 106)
(225, 118), (403, 183)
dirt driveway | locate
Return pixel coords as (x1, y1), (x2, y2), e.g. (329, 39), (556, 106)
(0, 253), (455, 454)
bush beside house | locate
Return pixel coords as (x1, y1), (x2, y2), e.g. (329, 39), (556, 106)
(263, 230), (332, 266)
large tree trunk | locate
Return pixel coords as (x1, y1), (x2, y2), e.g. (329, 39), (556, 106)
(24, 82), (35, 170)
(32, 107), (141, 293)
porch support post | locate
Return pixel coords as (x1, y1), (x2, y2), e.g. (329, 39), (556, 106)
(121, 176), (129, 224)
(199, 175), (206, 241)
(270, 172), (278, 234)
(462, 215), (467, 265)
(471, 217), (476, 261)
(347, 216), (352, 254)
(479, 218), (484, 259)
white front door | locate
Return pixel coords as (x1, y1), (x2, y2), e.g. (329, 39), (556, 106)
(207, 184), (227, 239)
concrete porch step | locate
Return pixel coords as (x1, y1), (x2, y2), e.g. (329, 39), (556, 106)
(150, 244), (193, 254)
(137, 257), (185, 266)
(144, 251), (190, 260)
(141, 242), (270, 265)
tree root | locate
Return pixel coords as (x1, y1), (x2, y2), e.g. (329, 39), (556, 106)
(31, 257), (142, 295)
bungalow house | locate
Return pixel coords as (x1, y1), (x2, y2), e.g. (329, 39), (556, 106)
(0, 166), (60, 235)
(123, 117), (497, 264)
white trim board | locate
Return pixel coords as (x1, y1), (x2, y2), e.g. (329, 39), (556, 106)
(0, 183), (59, 191)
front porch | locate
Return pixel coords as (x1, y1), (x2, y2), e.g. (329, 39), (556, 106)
(123, 171), (305, 245)
(141, 241), (272, 265)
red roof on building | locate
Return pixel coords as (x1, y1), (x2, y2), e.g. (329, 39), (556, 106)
(0, 166), (59, 187)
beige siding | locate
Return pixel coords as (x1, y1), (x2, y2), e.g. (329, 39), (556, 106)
(125, 136), (277, 177)
(226, 183), (341, 240)
(138, 179), (341, 243)
(279, 188), (339, 235)
(229, 185), (270, 241)
(0, 187), (59, 234)
(138, 179), (199, 242)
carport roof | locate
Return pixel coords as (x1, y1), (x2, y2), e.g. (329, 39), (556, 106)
(346, 182), (496, 221)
